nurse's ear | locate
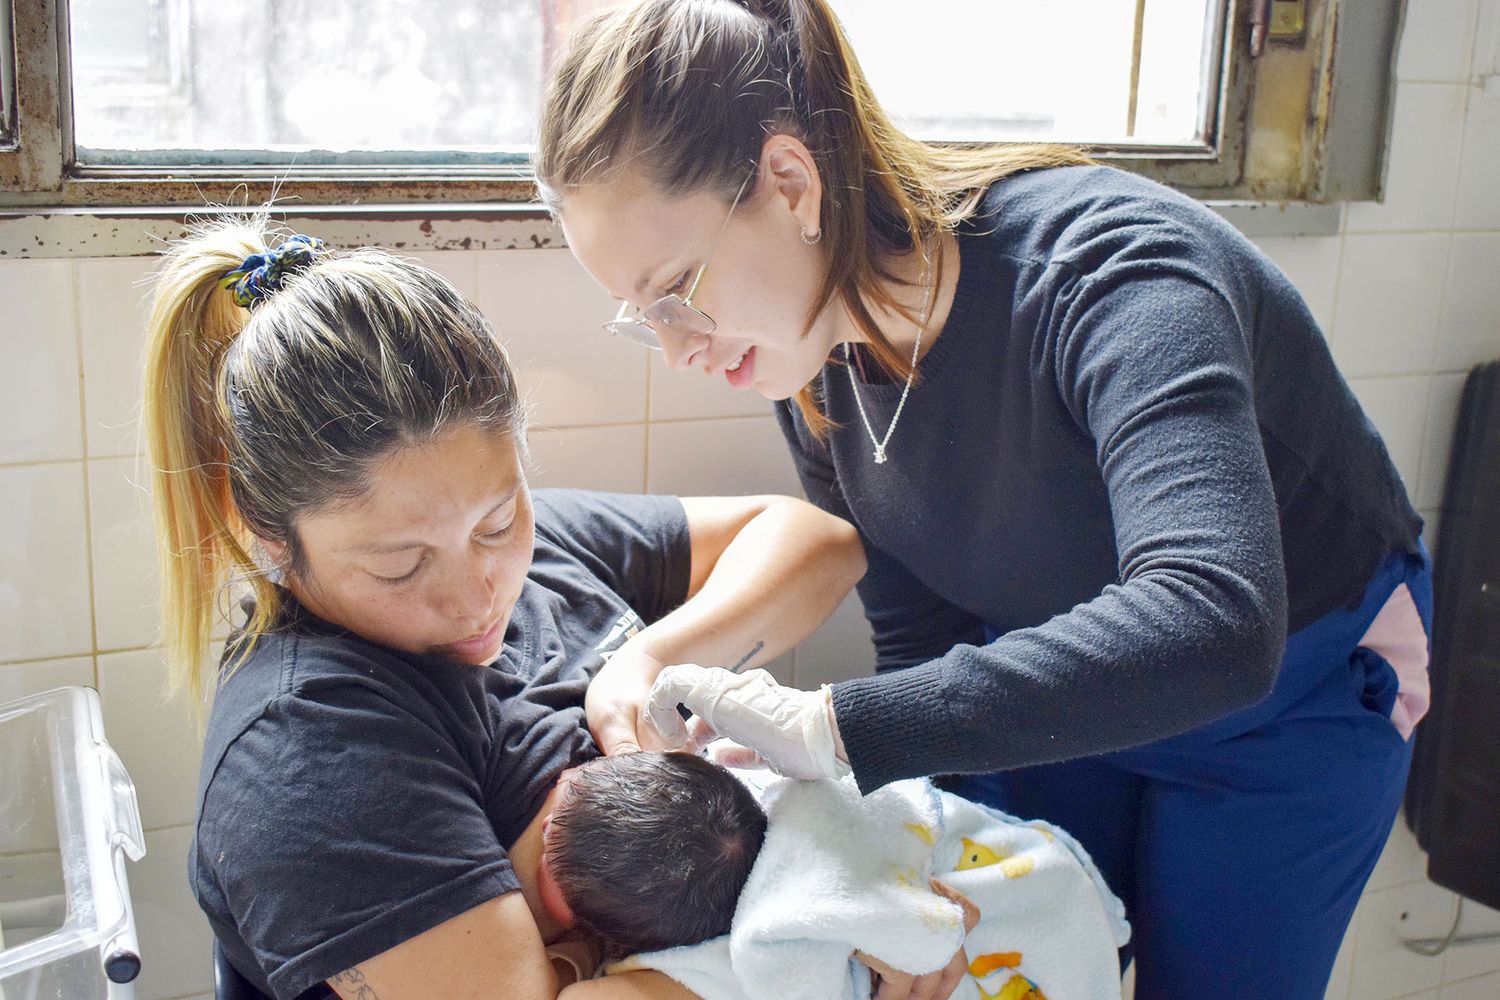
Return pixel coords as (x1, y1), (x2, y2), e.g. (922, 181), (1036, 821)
(759, 133), (824, 243)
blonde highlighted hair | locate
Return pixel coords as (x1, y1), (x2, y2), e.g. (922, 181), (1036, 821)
(142, 215), (524, 707)
(536, 0), (1091, 434)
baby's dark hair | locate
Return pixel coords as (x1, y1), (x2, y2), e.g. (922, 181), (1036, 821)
(545, 751), (767, 953)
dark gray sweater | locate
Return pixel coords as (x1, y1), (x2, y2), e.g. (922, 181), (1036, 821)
(775, 165), (1422, 792)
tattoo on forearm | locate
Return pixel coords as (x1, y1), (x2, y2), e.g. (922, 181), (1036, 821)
(330, 966), (380, 1000)
(730, 640), (764, 673)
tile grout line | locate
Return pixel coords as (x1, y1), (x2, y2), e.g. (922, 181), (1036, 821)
(70, 260), (104, 686)
(0, 642), (159, 668)
(1326, 206), (1348, 359)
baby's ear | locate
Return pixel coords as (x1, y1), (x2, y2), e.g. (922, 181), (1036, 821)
(537, 844), (579, 929)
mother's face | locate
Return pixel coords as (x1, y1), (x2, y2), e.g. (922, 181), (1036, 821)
(559, 150), (837, 402)
(272, 423), (534, 666)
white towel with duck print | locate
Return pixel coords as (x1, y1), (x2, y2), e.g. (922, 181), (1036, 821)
(609, 772), (1129, 1000)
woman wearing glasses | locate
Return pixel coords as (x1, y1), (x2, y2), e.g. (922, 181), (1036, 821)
(539, 1), (1432, 997)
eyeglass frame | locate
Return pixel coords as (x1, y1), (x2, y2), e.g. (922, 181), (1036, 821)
(602, 170), (756, 351)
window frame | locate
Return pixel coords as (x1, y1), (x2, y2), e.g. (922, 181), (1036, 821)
(0, 0), (1404, 247)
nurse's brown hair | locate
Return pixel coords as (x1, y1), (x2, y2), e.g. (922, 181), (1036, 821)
(536, 0), (1090, 434)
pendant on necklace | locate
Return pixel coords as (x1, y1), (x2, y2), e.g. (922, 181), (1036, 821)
(873, 445), (887, 464)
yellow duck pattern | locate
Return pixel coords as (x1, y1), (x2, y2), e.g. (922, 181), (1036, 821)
(950, 835), (1052, 999)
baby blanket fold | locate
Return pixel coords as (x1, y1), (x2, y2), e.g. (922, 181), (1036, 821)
(612, 773), (1128, 1000)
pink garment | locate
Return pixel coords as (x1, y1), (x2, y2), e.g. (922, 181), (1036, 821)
(1357, 582), (1430, 740)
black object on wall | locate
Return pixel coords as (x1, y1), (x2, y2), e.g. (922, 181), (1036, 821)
(1405, 359), (1500, 911)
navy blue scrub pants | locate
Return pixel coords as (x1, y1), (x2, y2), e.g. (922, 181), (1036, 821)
(951, 548), (1433, 1000)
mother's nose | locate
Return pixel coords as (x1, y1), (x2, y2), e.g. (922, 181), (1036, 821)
(435, 554), (498, 622)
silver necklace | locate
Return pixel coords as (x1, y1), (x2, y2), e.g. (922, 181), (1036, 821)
(843, 253), (933, 464)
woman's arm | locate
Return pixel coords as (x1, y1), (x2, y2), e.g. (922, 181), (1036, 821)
(326, 894), (557, 1000)
(326, 895), (699, 1000)
(587, 495), (866, 755)
(561, 971), (700, 1000)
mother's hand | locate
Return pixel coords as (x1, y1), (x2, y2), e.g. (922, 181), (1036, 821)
(585, 641), (673, 755)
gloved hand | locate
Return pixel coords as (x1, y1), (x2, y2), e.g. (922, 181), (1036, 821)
(644, 665), (851, 781)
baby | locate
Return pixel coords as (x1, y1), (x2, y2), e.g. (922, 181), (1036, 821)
(540, 751), (767, 954)
(538, 752), (1129, 1000)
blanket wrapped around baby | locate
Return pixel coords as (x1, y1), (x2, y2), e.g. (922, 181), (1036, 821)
(610, 773), (1129, 1000)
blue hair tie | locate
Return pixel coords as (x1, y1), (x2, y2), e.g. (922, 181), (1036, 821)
(221, 234), (324, 309)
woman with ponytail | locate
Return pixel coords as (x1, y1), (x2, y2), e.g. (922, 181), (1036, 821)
(540, 2), (1432, 996)
(142, 216), (866, 999)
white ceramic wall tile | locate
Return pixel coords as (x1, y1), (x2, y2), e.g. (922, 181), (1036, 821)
(88, 457), (159, 651)
(646, 417), (802, 497)
(0, 463), (94, 661)
(1416, 374), (1467, 508)
(0, 260), (84, 464)
(794, 592), (877, 689)
(1442, 970), (1500, 999)
(473, 249), (649, 428)
(1368, 815), (1432, 893)
(1346, 84), (1467, 234)
(1334, 235), (1448, 378)
(1253, 236), (1343, 334)
(0, 656), (93, 703)
(649, 360), (778, 421)
(1420, 509), (1442, 556)
(1395, 0), (1479, 82)
(1436, 234), (1500, 373)
(1349, 376), (1431, 493)
(77, 256), (155, 458)
(1474, 0), (1500, 77)
(130, 825), (215, 1000)
(763, 650), (795, 686)
(1328, 915), (1356, 999)
(1441, 899), (1500, 984)
(406, 250), (478, 301)
(526, 424), (647, 493)
(97, 648), (205, 832)
(1349, 880), (1456, 1000)
(1451, 82), (1500, 231)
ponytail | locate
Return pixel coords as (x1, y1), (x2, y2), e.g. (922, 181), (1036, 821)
(537, 0), (1091, 436)
(142, 219), (278, 708)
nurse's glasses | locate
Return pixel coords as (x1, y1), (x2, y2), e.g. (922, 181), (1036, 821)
(602, 172), (754, 350)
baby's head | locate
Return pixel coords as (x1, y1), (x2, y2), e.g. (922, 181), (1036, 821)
(541, 751), (766, 953)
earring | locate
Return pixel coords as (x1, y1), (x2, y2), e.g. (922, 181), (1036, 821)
(800, 227), (822, 246)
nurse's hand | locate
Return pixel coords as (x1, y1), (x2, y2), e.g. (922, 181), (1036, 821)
(644, 664), (851, 780)
(585, 643), (669, 756)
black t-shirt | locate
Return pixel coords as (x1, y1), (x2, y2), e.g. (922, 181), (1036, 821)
(191, 490), (692, 1000)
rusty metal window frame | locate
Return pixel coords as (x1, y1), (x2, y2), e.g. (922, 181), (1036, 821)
(0, 0), (1403, 243)
(1, 0), (16, 144)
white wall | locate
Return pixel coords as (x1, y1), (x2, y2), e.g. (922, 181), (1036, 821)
(2, 3), (1499, 998)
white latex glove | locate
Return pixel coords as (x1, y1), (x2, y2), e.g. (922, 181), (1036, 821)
(644, 665), (851, 781)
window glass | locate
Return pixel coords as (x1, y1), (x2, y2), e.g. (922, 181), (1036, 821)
(67, 0), (1222, 166)
(837, 0), (1219, 146)
(68, 0), (599, 164)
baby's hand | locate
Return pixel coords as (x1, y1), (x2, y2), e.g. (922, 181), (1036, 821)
(853, 881), (977, 1000)
(928, 877), (981, 935)
(545, 929), (604, 986)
